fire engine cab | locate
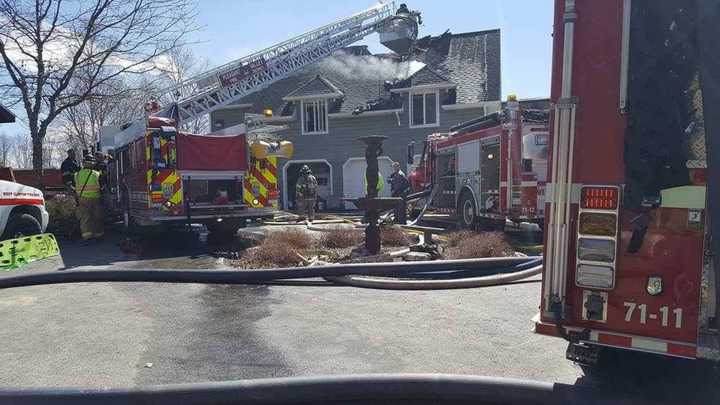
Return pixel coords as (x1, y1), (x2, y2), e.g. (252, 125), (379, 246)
(535, 0), (719, 368)
(408, 97), (549, 230)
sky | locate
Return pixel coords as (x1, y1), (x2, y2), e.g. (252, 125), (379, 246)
(3, 0), (555, 135)
(189, 0), (554, 97)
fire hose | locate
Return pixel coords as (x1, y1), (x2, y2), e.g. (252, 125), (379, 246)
(0, 256), (542, 291)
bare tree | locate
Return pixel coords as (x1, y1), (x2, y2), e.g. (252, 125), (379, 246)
(158, 45), (209, 133)
(10, 133), (32, 168)
(0, 133), (11, 166)
(0, 0), (197, 185)
(60, 75), (157, 151)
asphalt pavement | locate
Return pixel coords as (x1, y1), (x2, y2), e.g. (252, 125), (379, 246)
(0, 228), (717, 403)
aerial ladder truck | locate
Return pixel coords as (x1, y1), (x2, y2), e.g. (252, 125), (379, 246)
(104, 2), (422, 234)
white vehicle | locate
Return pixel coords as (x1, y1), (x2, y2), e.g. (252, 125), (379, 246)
(0, 180), (49, 240)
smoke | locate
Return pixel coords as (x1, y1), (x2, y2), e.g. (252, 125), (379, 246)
(317, 54), (425, 81)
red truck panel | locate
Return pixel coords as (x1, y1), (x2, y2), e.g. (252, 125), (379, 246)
(541, 0), (704, 349)
(176, 133), (248, 171)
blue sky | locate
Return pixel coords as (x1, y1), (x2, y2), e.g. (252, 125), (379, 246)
(191, 0), (555, 98)
(4, 0), (554, 135)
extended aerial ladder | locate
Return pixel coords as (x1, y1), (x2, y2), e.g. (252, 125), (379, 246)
(156, 1), (422, 123)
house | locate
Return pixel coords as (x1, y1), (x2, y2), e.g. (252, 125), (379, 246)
(0, 104), (15, 124)
(211, 30), (502, 210)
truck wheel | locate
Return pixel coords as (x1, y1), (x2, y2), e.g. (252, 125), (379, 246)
(458, 192), (476, 229)
(207, 219), (245, 236)
(3, 213), (42, 240)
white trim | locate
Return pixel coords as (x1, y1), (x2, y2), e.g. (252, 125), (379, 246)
(390, 83), (456, 93)
(283, 92), (343, 102)
(409, 90), (441, 129)
(282, 159), (333, 210)
(300, 99), (329, 135)
(212, 103), (253, 112)
(619, 0), (632, 113)
(441, 101), (502, 111)
(329, 108), (403, 118)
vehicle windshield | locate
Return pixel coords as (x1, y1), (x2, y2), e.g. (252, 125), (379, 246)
(0, 0), (716, 403)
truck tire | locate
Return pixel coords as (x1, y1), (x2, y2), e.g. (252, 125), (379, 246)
(207, 219), (245, 236)
(3, 213), (42, 240)
(458, 192), (476, 229)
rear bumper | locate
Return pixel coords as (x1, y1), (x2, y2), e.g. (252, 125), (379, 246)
(532, 314), (698, 359)
(151, 208), (278, 223)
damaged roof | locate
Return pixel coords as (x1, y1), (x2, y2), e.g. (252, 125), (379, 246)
(229, 29), (501, 117)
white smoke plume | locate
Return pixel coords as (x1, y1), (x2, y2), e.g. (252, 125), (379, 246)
(317, 54), (425, 81)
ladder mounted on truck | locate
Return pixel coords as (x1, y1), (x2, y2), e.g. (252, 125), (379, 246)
(157, 1), (421, 123)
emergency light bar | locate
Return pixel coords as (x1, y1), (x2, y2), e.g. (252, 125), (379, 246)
(581, 186), (619, 210)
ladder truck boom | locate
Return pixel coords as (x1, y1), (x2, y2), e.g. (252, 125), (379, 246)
(160, 1), (420, 122)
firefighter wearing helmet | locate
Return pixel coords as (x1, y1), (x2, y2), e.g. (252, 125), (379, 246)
(295, 165), (318, 222)
(74, 154), (104, 242)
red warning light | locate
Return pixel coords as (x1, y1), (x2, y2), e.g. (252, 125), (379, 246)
(581, 187), (619, 210)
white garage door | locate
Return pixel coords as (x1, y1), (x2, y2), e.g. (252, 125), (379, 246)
(343, 157), (394, 210)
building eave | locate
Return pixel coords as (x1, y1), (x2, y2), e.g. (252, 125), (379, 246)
(441, 101), (502, 111)
(329, 108), (403, 118)
(282, 92), (344, 102)
(212, 103), (253, 112)
(390, 83), (457, 93)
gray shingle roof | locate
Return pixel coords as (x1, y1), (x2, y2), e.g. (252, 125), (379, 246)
(284, 75), (344, 99)
(231, 29), (501, 116)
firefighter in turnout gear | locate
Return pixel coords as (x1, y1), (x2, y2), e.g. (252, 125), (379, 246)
(74, 156), (104, 242)
(389, 161), (410, 224)
(295, 165), (318, 222)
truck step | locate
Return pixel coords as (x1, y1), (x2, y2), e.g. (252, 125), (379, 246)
(566, 343), (600, 366)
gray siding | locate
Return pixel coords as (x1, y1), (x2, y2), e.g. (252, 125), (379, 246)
(213, 104), (498, 209)
(210, 108), (248, 131)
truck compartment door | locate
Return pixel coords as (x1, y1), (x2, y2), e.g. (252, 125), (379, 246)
(243, 157), (279, 209)
(146, 127), (183, 214)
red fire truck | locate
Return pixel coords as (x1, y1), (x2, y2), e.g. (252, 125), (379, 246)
(534, 0), (719, 368)
(106, 116), (289, 235)
(408, 98), (549, 230)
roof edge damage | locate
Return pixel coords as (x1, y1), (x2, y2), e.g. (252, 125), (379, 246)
(222, 29), (501, 120)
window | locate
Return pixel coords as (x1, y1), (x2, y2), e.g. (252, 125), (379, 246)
(410, 91), (439, 128)
(301, 99), (328, 134)
(536, 133), (548, 145)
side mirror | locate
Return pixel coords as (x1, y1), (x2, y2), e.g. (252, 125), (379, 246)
(407, 142), (415, 165)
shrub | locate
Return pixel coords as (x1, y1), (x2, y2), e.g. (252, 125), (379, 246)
(266, 228), (316, 250)
(319, 227), (363, 249)
(45, 195), (80, 240)
(237, 228), (315, 268)
(444, 231), (514, 259)
(380, 225), (411, 246)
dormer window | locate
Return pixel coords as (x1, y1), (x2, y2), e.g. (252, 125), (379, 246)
(301, 99), (328, 135)
(410, 90), (440, 128)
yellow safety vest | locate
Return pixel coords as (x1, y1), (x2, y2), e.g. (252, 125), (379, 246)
(74, 169), (101, 199)
(364, 173), (384, 194)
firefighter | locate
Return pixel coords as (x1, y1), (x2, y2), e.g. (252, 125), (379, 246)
(295, 165), (318, 222)
(74, 156), (104, 242)
(60, 149), (80, 192)
(388, 161), (410, 224)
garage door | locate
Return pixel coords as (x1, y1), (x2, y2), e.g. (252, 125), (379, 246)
(343, 157), (393, 209)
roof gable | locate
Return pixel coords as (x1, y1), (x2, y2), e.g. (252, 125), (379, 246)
(284, 75), (344, 101)
(407, 67), (453, 87)
(0, 104), (15, 124)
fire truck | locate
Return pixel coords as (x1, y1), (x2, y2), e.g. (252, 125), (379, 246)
(535, 0), (719, 368)
(105, 115), (291, 234)
(408, 98), (549, 230)
(103, 2), (422, 233)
